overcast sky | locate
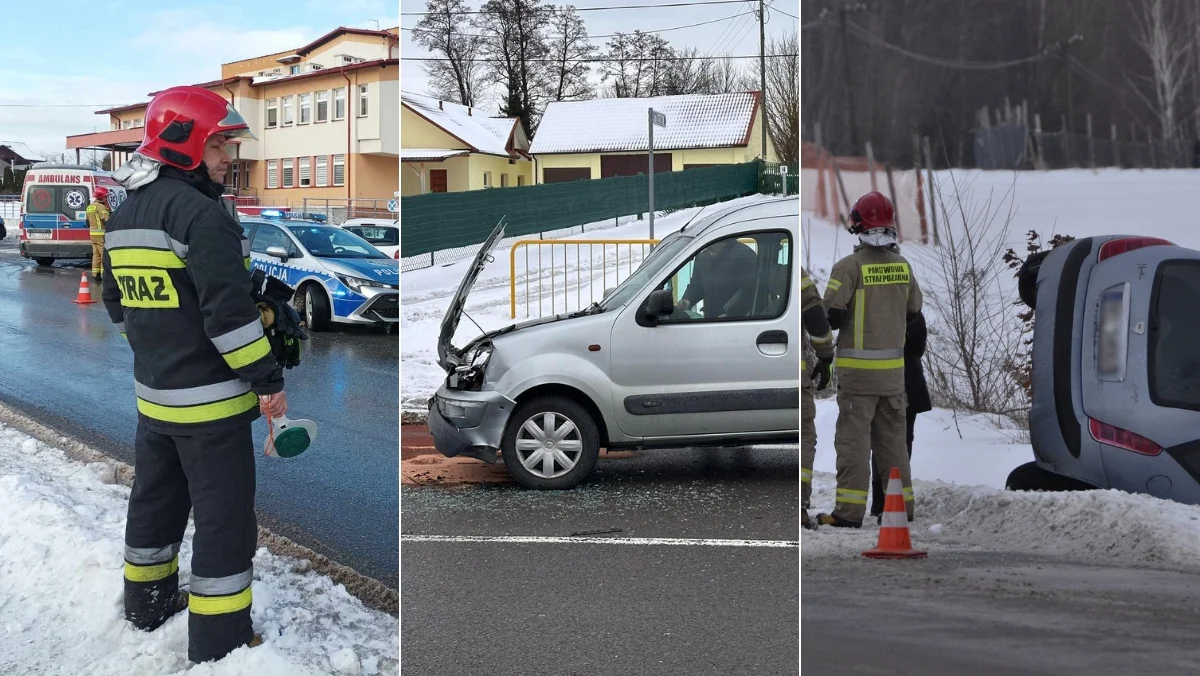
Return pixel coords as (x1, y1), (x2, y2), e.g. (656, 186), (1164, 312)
(1, 0), (397, 160)
(399, 0), (799, 113)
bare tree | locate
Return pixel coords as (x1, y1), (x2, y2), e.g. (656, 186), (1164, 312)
(545, 5), (595, 102)
(709, 56), (747, 94)
(1128, 0), (1192, 140)
(476, 0), (554, 135)
(599, 31), (675, 98)
(663, 47), (715, 95)
(412, 0), (487, 106)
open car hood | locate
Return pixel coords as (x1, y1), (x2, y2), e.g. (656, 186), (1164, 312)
(437, 218), (506, 371)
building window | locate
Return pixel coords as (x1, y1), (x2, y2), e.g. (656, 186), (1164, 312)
(517, 175), (526, 186)
(316, 91), (329, 123)
(266, 99), (278, 128)
(299, 93), (311, 124)
(290, 65), (301, 75)
(333, 154), (345, 186)
(483, 172), (492, 187)
(282, 96), (295, 126)
(229, 163), (239, 191)
(122, 120), (132, 129)
(334, 88), (346, 120)
(357, 84), (369, 117)
(316, 156), (328, 186)
(267, 160), (278, 189)
(299, 157), (311, 187)
(282, 158), (294, 188)
(134, 118), (143, 128)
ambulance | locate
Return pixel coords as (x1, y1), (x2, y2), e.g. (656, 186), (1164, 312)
(19, 164), (126, 267)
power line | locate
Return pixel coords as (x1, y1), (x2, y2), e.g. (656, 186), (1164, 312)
(841, 20), (1062, 71)
(402, 53), (796, 63)
(402, 0), (748, 16)
(402, 9), (755, 40)
(768, 4), (798, 20)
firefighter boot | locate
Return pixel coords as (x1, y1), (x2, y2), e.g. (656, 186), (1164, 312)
(814, 512), (862, 529)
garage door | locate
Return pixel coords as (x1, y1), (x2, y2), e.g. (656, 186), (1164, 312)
(543, 167), (591, 183)
(601, 153), (672, 178)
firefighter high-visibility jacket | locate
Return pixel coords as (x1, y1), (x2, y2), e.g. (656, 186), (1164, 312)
(822, 244), (922, 396)
(101, 165), (282, 435)
(86, 199), (110, 239)
(801, 267), (834, 391)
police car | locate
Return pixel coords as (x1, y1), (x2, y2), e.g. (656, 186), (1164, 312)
(239, 210), (399, 331)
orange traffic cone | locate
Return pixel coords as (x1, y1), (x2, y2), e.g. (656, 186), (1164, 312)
(72, 272), (96, 305)
(863, 466), (927, 559)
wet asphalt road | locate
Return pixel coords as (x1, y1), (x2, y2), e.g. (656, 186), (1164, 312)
(803, 550), (1200, 675)
(0, 241), (398, 587)
(401, 446), (800, 676)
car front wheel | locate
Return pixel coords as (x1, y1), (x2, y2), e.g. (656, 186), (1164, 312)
(300, 283), (332, 332)
(501, 397), (600, 490)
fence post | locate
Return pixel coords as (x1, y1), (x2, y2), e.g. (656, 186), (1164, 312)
(885, 163), (900, 235)
(1112, 124), (1120, 167)
(1061, 114), (1070, 167)
(1086, 114), (1095, 169)
(814, 121), (823, 150)
(1034, 114), (1044, 169)
(922, 136), (941, 247)
(1148, 126), (1157, 169)
(865, 141), (878, 192)
(1130, 123), (1141, 169)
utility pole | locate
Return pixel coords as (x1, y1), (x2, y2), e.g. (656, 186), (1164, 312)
(759, 0), (769, 160)
(839, 4), (860, 153)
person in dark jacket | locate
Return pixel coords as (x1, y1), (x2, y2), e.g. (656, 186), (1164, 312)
(103, 85), (287, 664)
(869, 309), (932, 519)
(677, 236), (758, 318)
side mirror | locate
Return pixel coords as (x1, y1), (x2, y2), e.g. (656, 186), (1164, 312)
(265, 245), (289, 263)
(641, 289), (675, 326)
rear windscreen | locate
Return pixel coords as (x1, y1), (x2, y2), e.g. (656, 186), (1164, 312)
(345, 226), (398, 247)
(25, 185), (89, 217)
(1149, 261), (1200, 410)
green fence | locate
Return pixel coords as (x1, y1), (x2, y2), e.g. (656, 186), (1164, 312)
(401, 161), (763, 264)
(759, 161), (799, 196)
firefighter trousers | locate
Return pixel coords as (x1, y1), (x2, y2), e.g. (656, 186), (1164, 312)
(801, 387), (816, 508)
(123, 421), (257, 664)
(870, 409), (918, 516)
(91, 237), (104, 277)
(831, 391), (913, 524)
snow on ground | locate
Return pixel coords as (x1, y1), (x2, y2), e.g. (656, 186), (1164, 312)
(400, 194), (779, 411)
(804, 404), (1200, 572)
(0, 427), (398, 676)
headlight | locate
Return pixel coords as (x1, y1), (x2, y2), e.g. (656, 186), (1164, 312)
(462, 345), (492, 369)
(337, 274), (383, 293)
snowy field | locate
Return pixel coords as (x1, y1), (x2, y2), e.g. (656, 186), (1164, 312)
(0, 427), (398, 676)
(400, 194), (780, 412)
(802, 168), (1200, 560)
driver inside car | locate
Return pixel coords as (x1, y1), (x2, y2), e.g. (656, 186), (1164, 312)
(676, 236), (757, 319)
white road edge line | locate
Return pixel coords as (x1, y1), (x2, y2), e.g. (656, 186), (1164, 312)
(401, 535), (799, 548)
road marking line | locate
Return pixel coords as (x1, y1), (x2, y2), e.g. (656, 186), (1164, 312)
(400, 534), (798, 548)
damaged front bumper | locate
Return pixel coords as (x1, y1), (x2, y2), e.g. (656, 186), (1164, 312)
(427, 387), (516, 464)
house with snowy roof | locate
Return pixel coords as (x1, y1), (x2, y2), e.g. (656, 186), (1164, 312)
(400, 92), (533, 196)
(527, 91), (775, 184)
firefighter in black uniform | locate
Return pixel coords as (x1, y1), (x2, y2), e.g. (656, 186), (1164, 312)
(102, 85), (287, 663)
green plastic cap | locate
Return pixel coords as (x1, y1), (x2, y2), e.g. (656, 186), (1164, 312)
(273, 427), (311, 458)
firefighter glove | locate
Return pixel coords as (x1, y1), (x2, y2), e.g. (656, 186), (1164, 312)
(811, 356), (833, 391)
(251, 269), (308, 370)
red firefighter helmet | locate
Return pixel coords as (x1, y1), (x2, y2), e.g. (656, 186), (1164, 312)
(135, 85), (256, 171)
(849, 191), (896, 232)
(93, 186), (109, 201)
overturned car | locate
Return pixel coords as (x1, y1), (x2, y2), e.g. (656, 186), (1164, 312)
(1012, 234), (1200, 505)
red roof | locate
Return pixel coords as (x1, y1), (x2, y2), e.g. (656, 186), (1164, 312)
(294, 27), (396, 56)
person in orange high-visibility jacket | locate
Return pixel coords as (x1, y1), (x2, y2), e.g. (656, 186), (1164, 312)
(86, 187), (111, 280)
(815, 191), (922, 529)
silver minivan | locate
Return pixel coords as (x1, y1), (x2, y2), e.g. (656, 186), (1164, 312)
(428, 197), (800, 489)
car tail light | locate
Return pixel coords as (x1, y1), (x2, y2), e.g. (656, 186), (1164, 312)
(1097, 237), (1172, 262)
(1088, 418), (1162, 455)
(394, 250), (400, 260)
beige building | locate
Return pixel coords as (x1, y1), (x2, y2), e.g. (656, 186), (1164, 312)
(401, 92), (532, 196)
(528, 91), (776, 183)
(66, 26), (399, 208)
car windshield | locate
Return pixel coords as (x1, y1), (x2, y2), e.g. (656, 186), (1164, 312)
(285, 224), (387, 259)
(1150, 261), (1200, 409)
(599, 236), (692, 311)
(344, 224), (398, 247)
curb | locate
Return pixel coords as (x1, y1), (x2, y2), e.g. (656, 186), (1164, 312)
(0, 402), (399, 618)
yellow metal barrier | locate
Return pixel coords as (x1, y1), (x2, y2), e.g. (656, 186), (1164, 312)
(510, 239), (660, 319)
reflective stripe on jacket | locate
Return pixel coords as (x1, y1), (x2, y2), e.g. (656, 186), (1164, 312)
(823, 245), (922, 396)
(100, 166), (282, 434)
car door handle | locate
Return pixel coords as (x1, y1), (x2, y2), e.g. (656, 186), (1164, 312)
(757, 331), (788, 345)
